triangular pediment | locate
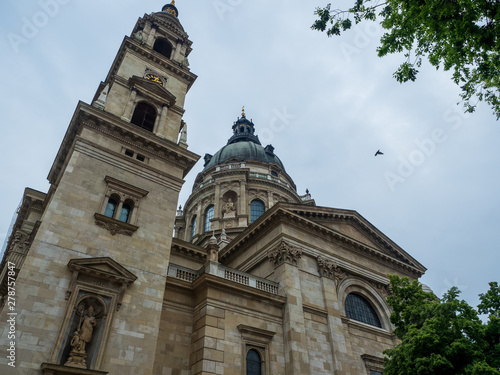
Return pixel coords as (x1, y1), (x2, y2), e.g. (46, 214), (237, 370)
(285, 205), (424, 270)
(220, 203), (426, 276)
(68, 257), (137, 284)
(129, 76), (177, 106)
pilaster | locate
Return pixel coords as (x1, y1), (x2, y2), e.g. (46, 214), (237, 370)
(268, 241), (310, 374)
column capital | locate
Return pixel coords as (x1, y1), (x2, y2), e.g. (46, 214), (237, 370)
(268, 240), (302, 268)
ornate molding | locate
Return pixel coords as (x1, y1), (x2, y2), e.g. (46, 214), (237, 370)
(94, 213), (138, 236)
(370, 281), (391, 300)
(66, 257), (137, 311)
(268, 241), (302, 267)
(317, 256), (348, 285)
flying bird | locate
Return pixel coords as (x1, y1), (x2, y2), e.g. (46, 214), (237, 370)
(374, 150), (384, 156)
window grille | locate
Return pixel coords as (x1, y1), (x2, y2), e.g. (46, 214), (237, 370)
(250, 200), (265, 223)
(345, 293), (382, 328)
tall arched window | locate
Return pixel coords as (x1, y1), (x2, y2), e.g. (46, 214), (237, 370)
(104, 198), (117, 218)
(246, 349), (262, 375)
(190, 216), (197, 240)
(345, 293), (382, 328)
(250, 200), (265, 223)
(204, 205), (214, 232)
(153, 38), (173, 59)
(131, 102), (156, 132)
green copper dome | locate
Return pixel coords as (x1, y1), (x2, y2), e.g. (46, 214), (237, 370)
(203, 111), (286, 171)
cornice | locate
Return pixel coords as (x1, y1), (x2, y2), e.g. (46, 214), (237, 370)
(191, 273), (286, 307)
(287, 204), (425, 272)
(171, 238), (207, 262)
(144, 13), (191, 45)
(219, 205), (425, 277)
(48, 102), (199, 185)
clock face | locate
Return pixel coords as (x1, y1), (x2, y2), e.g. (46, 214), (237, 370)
(145, 73), (164, 86)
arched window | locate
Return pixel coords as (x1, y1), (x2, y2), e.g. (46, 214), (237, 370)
(104, 198), (117, 218)
(153, 38), (173, 59)
(250, 200), (265, 223)
(204, 205), (214, 232)
(246, 349), (262, 375)
(345, 293), (382, 328)
(190, 215), (197, 240)
(119, 201), (133, 223)
(131, 102), (156, 132)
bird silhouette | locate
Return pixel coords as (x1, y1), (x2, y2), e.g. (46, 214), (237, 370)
(374, 150), (384, 156)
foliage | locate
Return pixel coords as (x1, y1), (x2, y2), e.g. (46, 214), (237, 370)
(312, 1), (500, 118)
(383, 275), (500, 375)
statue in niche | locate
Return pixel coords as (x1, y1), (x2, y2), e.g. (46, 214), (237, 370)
(65, 305), (97, 368)
(222, 198), (236, 217)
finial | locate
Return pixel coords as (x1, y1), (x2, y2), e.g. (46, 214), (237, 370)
(162, 1), (179, 17)
(242, 106), (246, 117)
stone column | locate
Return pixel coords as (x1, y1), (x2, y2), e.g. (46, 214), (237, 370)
(267, 190), (274, 208)
(239, 179), (247, 215)
(214, 183), (221, 220)
(155, 105), (168, 136)
(317, 257), (351, 374)
(268, 241), (310, 375)
(195, 204), (202, 236)
(146, 26), (156, 47)
(121, 90), (137, 122)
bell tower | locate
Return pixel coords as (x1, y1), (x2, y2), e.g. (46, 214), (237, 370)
(92, 0), (196, 143)
(0, 3), (200, 374)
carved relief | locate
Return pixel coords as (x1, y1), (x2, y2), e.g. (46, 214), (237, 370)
(94, 213), (138, 236)
(317, 256), (348, 285)
(9, 231), (30, 254)
(268, 241), (302, 267)
(370, 281), (391, 300)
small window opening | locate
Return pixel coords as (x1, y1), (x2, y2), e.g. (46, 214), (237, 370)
(119, 204), (131, 223)
(190, 215), (197, 240)
(136, 154), (145, 162)
(131, 102), (156, 132)
(204, 205), (214, 232)
(104, 199), (117, 218)
(153, 38), (173, 59)
(125, 149), (134, 157)
(250, 200), (265, 224)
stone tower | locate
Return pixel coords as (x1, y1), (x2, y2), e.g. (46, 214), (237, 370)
(0, 3), (199, 374)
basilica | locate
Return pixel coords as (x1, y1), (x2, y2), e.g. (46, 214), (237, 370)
(0, 3), (426, 375)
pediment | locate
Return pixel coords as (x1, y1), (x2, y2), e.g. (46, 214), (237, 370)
(68, 257), (137, 284)
(287, 205), (423, 270)
(129, 76), (177, 106)
(220, 204), (426, 276)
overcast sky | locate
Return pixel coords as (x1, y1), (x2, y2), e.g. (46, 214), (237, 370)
(1, 0), (499, 310)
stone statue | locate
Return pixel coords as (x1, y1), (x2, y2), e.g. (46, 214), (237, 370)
(133, 30), (143, 43)
(65, 305), (97, 368)
(223, 198), (236, 217)
(78, 306), (96, 351)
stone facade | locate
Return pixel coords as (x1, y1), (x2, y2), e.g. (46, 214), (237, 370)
(0, 3), (426, 375)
